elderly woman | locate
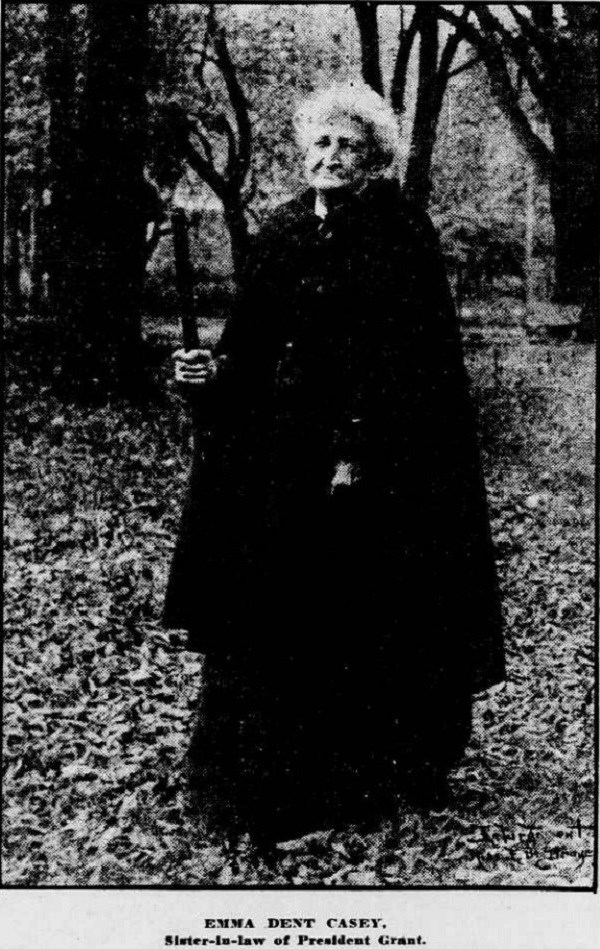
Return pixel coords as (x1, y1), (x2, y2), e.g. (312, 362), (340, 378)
(165, 83), (504, 844)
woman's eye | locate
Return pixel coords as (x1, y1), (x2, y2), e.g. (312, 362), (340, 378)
(314, 137), (329, 147)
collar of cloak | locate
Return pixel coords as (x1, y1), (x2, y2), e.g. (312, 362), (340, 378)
(281, 179), (408, 241)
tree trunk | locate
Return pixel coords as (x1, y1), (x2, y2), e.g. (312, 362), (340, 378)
(69, 2), (150, 376)
(4, 159), (22, 311)
(45, 3), (78, 313)
(29, 149), (46, 311)
(524, 159), (536, 319)
(548, 19), (598, 333)
(171, 207), (199, 350)
(403, 11), (439, 206)
(223, 198), (250, 280)
(353, 2), (384, 95)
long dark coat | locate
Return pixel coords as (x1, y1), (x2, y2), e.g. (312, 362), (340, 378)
(165, 180), (504, 834)
(165, 179), (504, 692)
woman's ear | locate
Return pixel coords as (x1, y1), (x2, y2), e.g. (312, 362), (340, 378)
(367, 148), (395, 180)
(363, 126), (394, 179)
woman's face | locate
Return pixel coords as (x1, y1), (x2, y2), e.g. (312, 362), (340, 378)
(303, 117), (372, 194)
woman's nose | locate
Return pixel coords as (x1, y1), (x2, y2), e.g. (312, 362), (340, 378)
(324, 142), (341, 163)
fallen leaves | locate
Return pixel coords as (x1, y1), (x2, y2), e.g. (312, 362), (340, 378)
(2, 336), (595, 886)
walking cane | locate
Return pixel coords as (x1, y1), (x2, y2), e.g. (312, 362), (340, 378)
(171, 206), (205, 450)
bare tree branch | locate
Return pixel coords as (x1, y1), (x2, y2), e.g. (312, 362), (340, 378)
(211, 23), (252, 187)
(508, 4), (556, 61)
(189, 123), (215, 167)
(527, 3), (554, 31)
(390, 7), (420, 113)
(434, 6), (469, 105)
(448, 54), (482, 79)
(197, 7), (212, 76)
(525, 3), (557, 46)
(241, 164), (258, 205)
(480, 6), (533, 59)
(184, 141), (225, 197)
(438, 6), (553, 176)
(219, 111), (240, 179)
(179, 8), (251, 273)
(351, 1), (384, 95)
(477, 5), (552, 111)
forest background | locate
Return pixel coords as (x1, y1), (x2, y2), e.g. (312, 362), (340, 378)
(3, 3), (598, 886)
(5, 1), (598, 377)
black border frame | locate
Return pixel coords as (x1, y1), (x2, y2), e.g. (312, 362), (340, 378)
(1, 0), (598, 894)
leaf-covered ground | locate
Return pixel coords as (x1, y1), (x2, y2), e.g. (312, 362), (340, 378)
(3, 328), (595, 886)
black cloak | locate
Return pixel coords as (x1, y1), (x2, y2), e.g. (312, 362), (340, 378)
(164, 180), (505, 834)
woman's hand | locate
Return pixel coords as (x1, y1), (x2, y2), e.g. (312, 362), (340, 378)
(173, 348), (218, 387)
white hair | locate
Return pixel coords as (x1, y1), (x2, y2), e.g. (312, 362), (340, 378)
(294, 81), (403, 179)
